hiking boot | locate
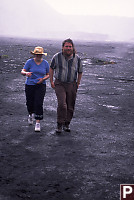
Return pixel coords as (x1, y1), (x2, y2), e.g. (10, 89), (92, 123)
(56, 123), (62, 133)
(28, 114), (34, 125)
(35, 123), (41, 132)
(63, 122), (71, 132)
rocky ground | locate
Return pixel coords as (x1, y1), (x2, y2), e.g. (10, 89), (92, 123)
(0, 37), (134, 200)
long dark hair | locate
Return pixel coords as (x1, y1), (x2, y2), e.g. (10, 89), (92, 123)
(62, 38), (76, 56)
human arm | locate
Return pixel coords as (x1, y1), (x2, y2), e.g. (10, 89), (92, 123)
(21, 69), (33, 77)
(49, 67), (55, 89)
(37, 61), (50, 84)
(77, 55), (83, 88)
(37, 73), (49, 84)
(77, 72), (82, 88)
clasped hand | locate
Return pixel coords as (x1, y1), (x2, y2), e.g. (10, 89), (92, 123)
(37, 78), (44, 84)
(26, 72), (33, 77)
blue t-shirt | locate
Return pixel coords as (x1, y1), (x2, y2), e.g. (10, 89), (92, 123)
(24, 58), (49, 85)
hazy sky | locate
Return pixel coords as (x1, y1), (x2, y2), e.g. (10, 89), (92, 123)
(45, 0), (134, 17)
(1, 0), (134, 41)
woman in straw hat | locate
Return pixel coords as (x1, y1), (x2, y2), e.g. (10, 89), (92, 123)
(21, 46), (49, 132)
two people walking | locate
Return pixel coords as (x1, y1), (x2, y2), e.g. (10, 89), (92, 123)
(21, 39), (83, 133)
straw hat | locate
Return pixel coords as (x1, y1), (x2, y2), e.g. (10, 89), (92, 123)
(31, 46), (47, 56)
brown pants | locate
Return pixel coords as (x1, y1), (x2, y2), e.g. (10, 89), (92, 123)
(54, 79), (77, 124)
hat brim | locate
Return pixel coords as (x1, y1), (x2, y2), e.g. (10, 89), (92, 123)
(31, 51), (47, 56)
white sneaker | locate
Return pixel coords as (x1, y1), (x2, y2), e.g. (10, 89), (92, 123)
(28, 114), (34, 125)
(31, 113), (35, 120)
(35, 123), (41, 132)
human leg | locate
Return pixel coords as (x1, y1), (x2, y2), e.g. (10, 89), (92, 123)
(63, 83), (77, 132)
(54, 80), (67, 125)
(25, 85), (35, 124)
(34, 84), (46, 132)
(25, 84), (35, 115)
(34, 84), (46, 121)
(64, 82), (77, 128)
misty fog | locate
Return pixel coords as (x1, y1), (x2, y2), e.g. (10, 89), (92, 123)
(0, 0), (134, 41)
